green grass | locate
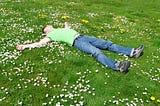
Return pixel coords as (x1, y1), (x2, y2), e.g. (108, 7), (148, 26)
(0, 0), (160, 106)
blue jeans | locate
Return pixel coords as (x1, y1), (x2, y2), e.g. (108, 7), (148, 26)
(73, 35), (133, 70)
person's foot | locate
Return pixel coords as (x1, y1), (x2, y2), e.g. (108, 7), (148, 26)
(131, 45), (144, 58)
(115, 61), (131, 73)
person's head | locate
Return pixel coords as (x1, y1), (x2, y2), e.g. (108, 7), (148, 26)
(42, 25), (54, 34)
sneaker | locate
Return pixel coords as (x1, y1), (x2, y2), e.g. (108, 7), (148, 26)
(132, 45), (144, 58)
(115, 61), (131, 73)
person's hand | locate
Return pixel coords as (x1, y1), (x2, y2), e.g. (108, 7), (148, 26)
(64, 22), (70, 28)
(16, 45), (26, 51)
(64, 22), (68, 24)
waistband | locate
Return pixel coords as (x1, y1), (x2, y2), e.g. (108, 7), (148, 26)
(73, 34), (84, 46)
(75, 34), (83, 40)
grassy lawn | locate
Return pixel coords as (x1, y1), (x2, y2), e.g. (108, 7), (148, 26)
(0, 0), (160, 106)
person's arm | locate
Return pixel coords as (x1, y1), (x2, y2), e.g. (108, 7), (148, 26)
(16, 37), (50, 51)
(64, 22), (71, 28)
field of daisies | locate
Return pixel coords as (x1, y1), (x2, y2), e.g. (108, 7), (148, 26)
(0, 0), (160, 106)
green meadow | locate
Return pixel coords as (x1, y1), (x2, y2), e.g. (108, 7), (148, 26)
(0, 0), (160, 106)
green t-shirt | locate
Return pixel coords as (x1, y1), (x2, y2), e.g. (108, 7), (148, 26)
(47, 28), (79, 46)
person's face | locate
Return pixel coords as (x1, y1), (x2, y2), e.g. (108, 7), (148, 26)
(43, 25), (53, 34)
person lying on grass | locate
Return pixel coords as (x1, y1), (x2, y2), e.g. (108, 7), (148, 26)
(16, 22), (144, 73)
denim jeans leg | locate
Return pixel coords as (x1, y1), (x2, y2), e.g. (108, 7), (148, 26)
(73, 37), (117, 70)
(81, 36), (133, 56)
(81, 36), (113, 50)
(107, 44), (133, 56)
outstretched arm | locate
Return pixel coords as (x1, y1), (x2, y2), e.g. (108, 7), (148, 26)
(16, 37), (50, 51)
(64, 22), (71, 28)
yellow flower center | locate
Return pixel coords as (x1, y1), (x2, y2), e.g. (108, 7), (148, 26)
(150, 96), (156, 101)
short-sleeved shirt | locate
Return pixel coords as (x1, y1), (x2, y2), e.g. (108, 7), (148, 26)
(46, 28), (79, 46)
